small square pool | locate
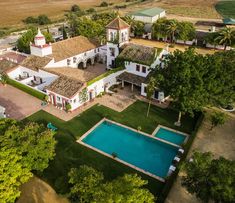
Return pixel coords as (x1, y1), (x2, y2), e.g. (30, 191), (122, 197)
(80, 120), (179, 181)
(154, 127), (187, 145)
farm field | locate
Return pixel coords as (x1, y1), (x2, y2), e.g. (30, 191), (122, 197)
(215, 0), (235, 18)
(0, 0), (124, 28)
(121, 0), (221, 19)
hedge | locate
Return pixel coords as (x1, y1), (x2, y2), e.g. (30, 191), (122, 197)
(157, 111), (205, 203)
(7, 78), (46, 100)
(87, 67), (124, 86)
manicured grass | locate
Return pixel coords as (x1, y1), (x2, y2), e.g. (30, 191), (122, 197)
(7, 79), (46, 100)
(25, 100), (200, 199)
(215, 0), (235, 18)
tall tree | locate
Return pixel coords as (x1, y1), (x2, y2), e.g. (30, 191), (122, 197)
(182, 151), (235, 203)
(0, 119), (56, 203)
(62, 25), (68, 39)
(68, 165), (155, 203)
(210, 111), (227, 130)
(215, 27), (235, 50)
(146, 77), (157, 117)
(166, 20), (178, 43)
(154, 48), (207, 125)
(177, 21), (196, 43)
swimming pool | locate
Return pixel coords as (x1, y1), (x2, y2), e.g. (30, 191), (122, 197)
(154, 127), (187, 145)
(80, 119), (179, 181)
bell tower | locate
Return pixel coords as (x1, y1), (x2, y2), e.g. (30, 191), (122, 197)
(30, 28), (52, 57)
(106, 16), (130, 69)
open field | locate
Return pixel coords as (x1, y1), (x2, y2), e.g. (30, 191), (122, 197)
(120, 0), (221, 19)
(215, 0), (235, 18)
(0, 0), (124, 28)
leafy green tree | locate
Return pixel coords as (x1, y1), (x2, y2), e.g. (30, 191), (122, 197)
(68, 165), (104, 202)
(154, 48), (207, 125)
(71, 4), (81, 12)
(17, 27), (37, 53)
(62, 25), (68, 39)
(37, 14), (51, 25)
(100, 1), (108, 7)
(146, 77), (157, 117)
(0, 119), (56, 203)
(152, 18), (169, 41)
(42, 31), (54, 43)
(166, 19), (178, 43)
(182, 151), (235, 203)
(215, 27), (235, 50)
(210, 111), (227, 130)
(23, 16), (38, 24)
(68, 165), (155, 203)
(177, 21), (196, 43)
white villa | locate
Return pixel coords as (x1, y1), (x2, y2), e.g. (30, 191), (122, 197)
(1, 17), (168, 112)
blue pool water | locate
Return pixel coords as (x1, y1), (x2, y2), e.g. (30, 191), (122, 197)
(82, 121), (178, 178)
(155, 128), (186, 145)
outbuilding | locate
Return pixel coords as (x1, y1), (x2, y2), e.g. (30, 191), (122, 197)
(130, 7), (166, 24)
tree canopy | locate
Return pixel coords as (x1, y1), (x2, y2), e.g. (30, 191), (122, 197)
(17, 27), (53, 53)
(0, 119), (56, 203)
(182, 151), (235, 203)
(152, 18), (196, 43)
(68, 165), (155, 203)
(153, 49), (235, 123)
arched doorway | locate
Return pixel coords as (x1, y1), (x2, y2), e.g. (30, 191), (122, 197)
(86, 58), (92, 67)
(77, 61), (84, 69)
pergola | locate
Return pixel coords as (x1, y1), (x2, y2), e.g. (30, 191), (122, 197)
(116, 72), (146, 91)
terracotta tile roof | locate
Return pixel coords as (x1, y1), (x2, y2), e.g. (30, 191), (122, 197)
(116, 71), (146, 86)
(118, 43), (158, 66)
(0, 52), (26, 64)
(20, 55), (52, 71)
(50, 36), (100, 62)
(46, 76), (84, 98)
(106, 17), (130, 30)
(0, 59), (18, 74)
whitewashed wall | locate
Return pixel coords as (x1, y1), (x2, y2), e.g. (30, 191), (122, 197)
(132, 11), (165, 23)
(141, 83), (165, 101)
(125, 62), (150, 77)
(30, 45), (52, 57)
(46, 46), (106, 68)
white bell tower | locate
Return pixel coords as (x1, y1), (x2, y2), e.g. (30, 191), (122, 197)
(30, 28), (52, 57)
(106, 16), (130, 69)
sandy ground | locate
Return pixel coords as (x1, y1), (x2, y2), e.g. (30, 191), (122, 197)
(0, 0), (123, 27)
(131, 38), (216, 55)
(166, 111), (235, 203)
(17, 176), (69, 203)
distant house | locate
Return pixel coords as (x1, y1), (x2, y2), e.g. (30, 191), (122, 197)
(130, 7), (166, 24)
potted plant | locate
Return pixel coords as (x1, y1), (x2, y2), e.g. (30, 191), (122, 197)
(0, 74), (8, 86)
(65, 103), (72, 112)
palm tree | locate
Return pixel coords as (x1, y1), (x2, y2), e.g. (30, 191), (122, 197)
(215, 27), (235, 50)
(146, 77), (157, 117)
(166, 20), (178, 43)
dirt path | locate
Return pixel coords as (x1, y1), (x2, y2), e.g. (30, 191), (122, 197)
(17, 176), (69, 203)
(166, 112), (235, 203)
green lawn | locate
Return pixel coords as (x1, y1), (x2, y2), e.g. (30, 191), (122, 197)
(25, 100), (200, 199)
(215, 0), (235, 18)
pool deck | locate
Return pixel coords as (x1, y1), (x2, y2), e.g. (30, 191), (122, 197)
(77, 118), (186, 182)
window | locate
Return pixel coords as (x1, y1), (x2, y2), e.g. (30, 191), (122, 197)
(142, 66), (146, 73)
(144, 86), (147, 93)
(110, 32), (114, 41)
(84, 52), (87, 56)
(67, 59), (71, 66)
(110, 48), (115, 56)
(57, 96), (61, 102)
(136, 65), (140, 72)
(73, 99), (77, 103)
(121, 32), (125, 42)
(73, 57), (76, 63)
